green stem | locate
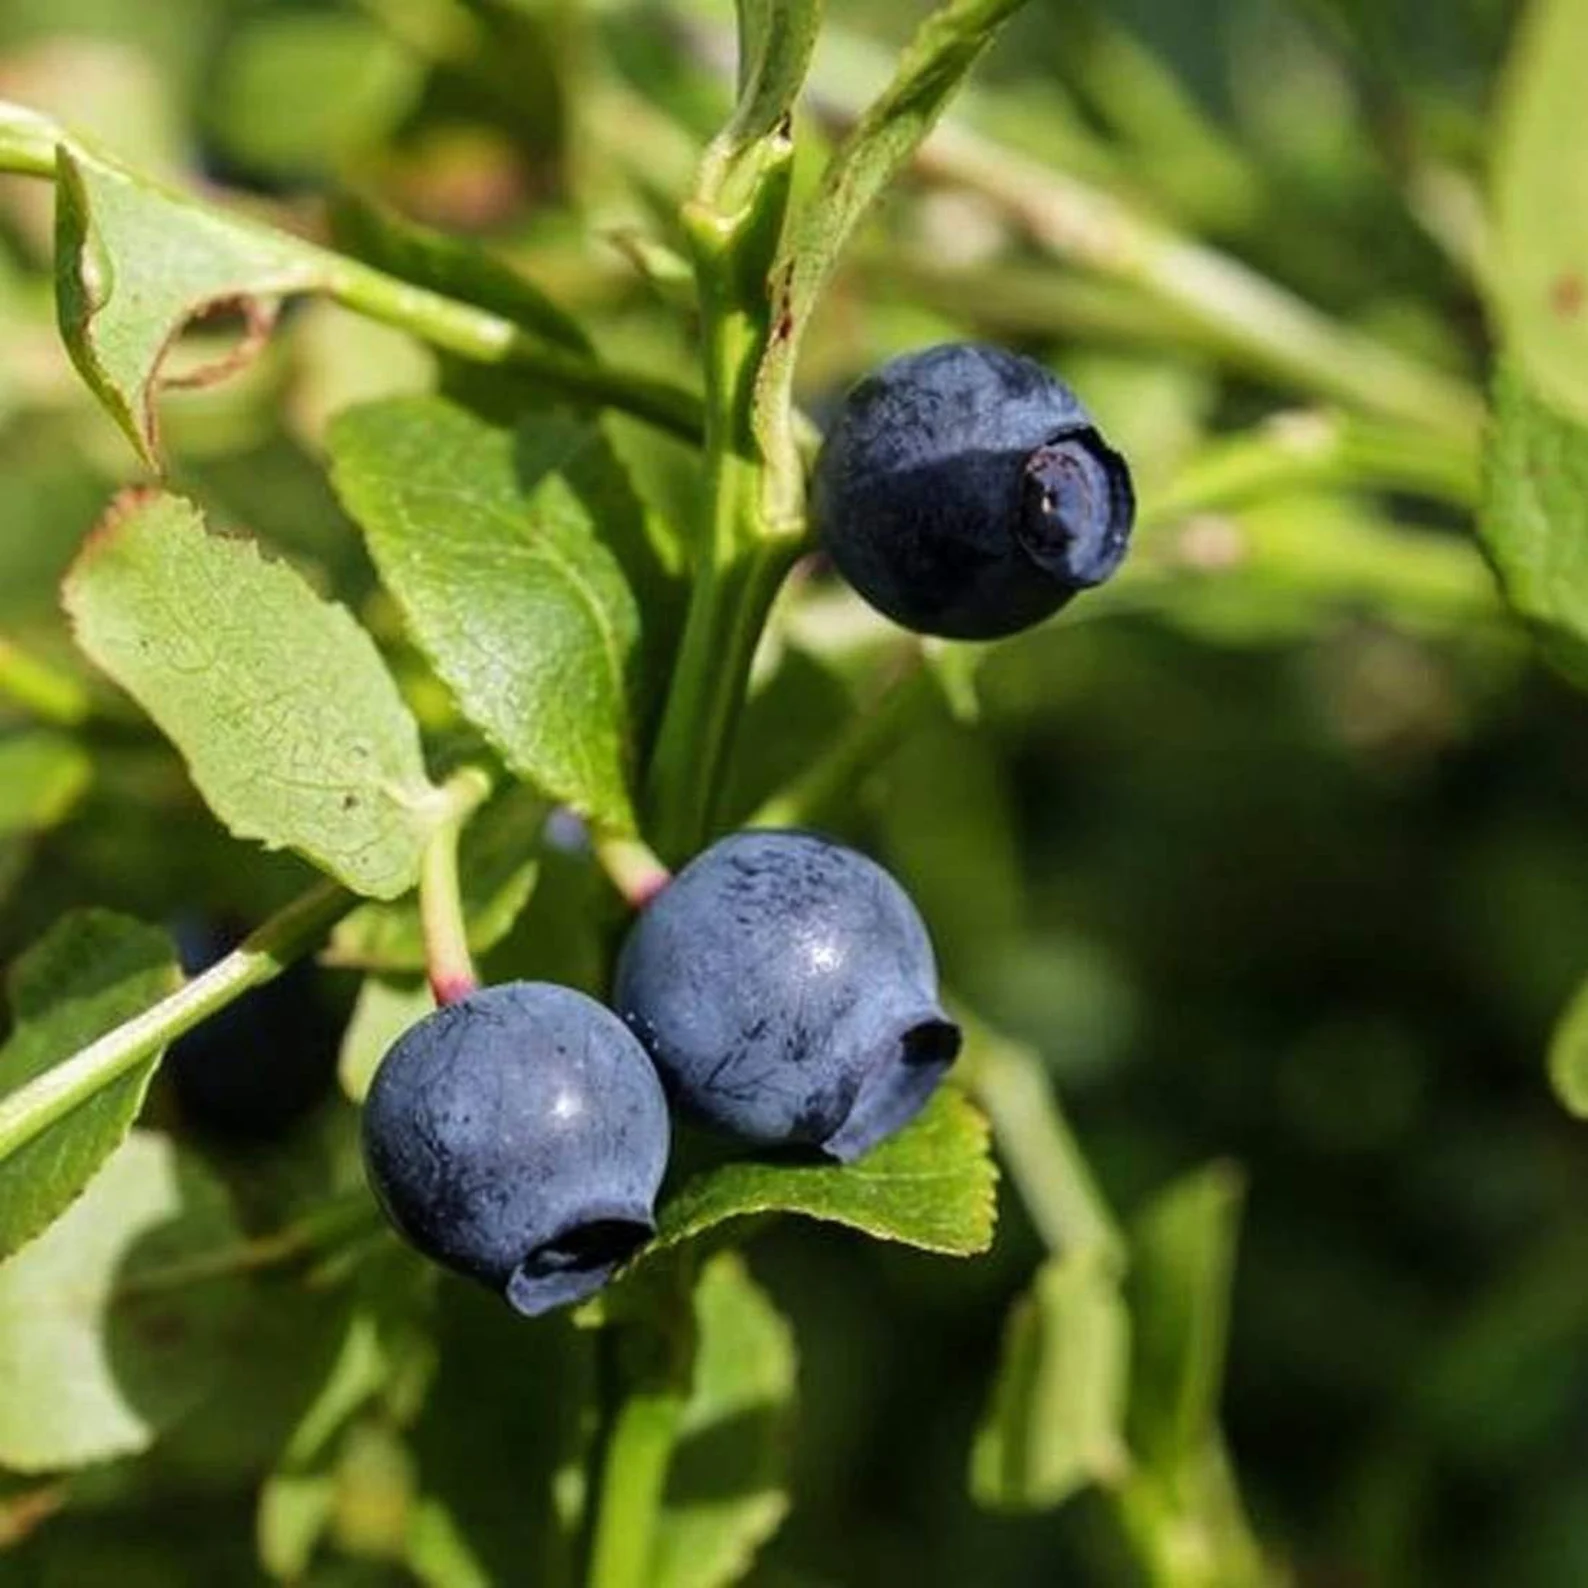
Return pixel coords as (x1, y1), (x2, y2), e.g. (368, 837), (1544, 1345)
(0, 881), (353, 1165)
(0, 101), (56, 175)
(917, 122), (1482, 441)
(0, 101), (706, 447)
(592, 829), (672, 908)
(586, 1383), (687, 1588)
(646, 528), (800, 862)
(319, 253), (704, 443)
(1137, 410), (1480, 530)
(115, 1188), (382, 1296)
(750, 655), (937, 830)
(0, 640), (92, 727)
(643, 212), (803, 862)
(419, 766), (493, 1003)
(961, 1012), (1124, 1264)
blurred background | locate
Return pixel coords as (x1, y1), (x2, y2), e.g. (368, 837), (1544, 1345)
(5, 0), (1587, 1585)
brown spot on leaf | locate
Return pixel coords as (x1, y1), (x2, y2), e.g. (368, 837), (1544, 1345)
(1551, 272), (1584, 319)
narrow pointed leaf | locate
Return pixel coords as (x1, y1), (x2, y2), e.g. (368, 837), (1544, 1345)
(1125, 1162), (1244, 1476)
(970, 1249), (1131, 1511)
(655, 1253), (796, 1588)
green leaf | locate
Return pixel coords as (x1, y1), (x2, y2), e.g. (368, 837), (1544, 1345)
(63, 490), (441, 899)
(1492, 0), (1588, 427)
(754, 0), (1028, 503)
(0, 1130), (247, 1471)
(205, 11), (420, 183)
(0, 731), (91, 836)
(54, 142), (332, 465)
(970, 1249), (1131, 1511)
(327, 783), (548, 974)
(328, 398), (647, 831)
(645, 1088), (997, 1261)
(1481, 364), (1588, 684)
(697, 0), (823, 214)
(338, 974), (434, 1105)
(1125, 1162), (1244, 1477)
(330, 194), (592, 356)
(1548, 971), (1588, 1118)
(654, 1253), (795, 1588)
(0, 910), (179, 1261)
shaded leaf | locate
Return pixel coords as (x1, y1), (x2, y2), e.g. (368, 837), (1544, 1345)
(338, 974), (434, 1105)
(655, 1253), (795, 1588)
(0, 910), (178, 1261)
(0, 1130), (246, 1471)
(644, 1088), (996, 1262)
(0, 731), (91, 837)
(327, 783), (547, 974)
(64, 490), (440, 899)
(1548, 970), (1588, 1119)
(54, 142), (331, 465)
(1481, 364), (1588, 685)
(205, 11), (420, 183)
(1492, 0), (1588, 426)
(328, 398), (646, 830)
(970, 1249), (1131, 1511)
(1125, 1162), (1244, 1476)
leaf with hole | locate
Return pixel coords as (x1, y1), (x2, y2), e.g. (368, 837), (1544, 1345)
(54, 142), (333, 465)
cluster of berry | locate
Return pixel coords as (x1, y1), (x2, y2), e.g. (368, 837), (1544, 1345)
(362, 344), (1135, 1314)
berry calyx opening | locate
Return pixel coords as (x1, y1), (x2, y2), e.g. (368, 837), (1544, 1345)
(506, 1212), (655, 1316)
(1017, 429), (1134, 588)
(822, 1013), (962, 1164)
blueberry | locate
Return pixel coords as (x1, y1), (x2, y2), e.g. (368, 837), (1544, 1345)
(812, 343), (1134, 639)
(614, 830), (960, 1162)
(166, 914), (342, 1142)
(362, 982), (669, 1315)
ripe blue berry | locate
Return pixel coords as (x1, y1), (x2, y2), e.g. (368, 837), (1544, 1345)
(614, 830), (959, 1162)
(812, 343), (1134, 639)
(362, 982), (669, 1316)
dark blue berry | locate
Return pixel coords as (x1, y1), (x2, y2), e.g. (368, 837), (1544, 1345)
(167, 914), (341, 1142)
(362, 982), (669, 1315)
(614, 830), (959, 1162)
(812, 343), (1134, 639)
